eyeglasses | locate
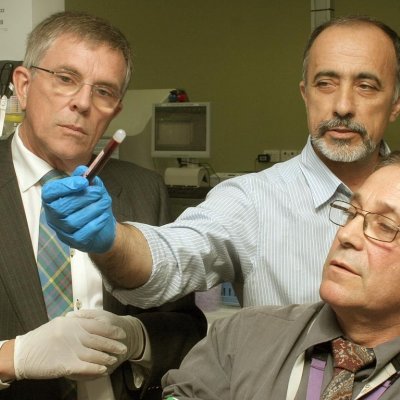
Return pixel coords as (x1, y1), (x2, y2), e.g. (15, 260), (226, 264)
(30, 66), (121, 112)
(329, 200), (400, 243)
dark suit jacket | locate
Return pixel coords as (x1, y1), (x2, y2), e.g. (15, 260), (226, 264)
(0, 135), (207, 400)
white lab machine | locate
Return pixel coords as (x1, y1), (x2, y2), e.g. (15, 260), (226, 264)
(164, 165), (208, 187)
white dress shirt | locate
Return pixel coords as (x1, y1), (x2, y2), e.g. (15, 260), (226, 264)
(108, 137), (389, 308)
(11, 129), (115, 399)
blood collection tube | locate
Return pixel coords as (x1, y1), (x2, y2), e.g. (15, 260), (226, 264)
(83, 129), (126, 183)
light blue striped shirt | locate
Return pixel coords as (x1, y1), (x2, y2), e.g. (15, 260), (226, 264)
(111, 137), (387, 307)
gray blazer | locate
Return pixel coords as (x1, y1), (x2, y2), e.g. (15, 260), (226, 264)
(0, 135), (206, 400)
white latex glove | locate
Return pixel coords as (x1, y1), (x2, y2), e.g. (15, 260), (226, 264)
(68, 309), (145, 372)
(14, 315), (127, 381)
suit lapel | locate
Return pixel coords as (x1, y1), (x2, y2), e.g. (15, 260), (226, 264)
(0, 137), (48, 332)
(99, 165), (129, 221)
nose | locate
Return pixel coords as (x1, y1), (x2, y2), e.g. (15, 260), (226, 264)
(336, 213), (364, 250)
(69, 83), (93, 112)
(333, 84), (355, 119)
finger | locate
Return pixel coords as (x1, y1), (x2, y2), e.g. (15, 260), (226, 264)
(69, 311), (127, 339)
(62, 195), (112, 229)
(72, 166), (105, 189)
(44, 187), (105, 218)
(72, 165), (88, 177)
(82, 333), (127, 355)
(49, 213), (111, 247)
(64, 358), (109, 381)
(78, 318), (126, 342)
(44, 187), (111, 232)
(76, 346), (120, 366)
(46, 200), (111, 236)
(90, 176), (104, 187)
(42, 176), (89, 202)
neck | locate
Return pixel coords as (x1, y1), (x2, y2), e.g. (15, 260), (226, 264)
(335, 309), (400, 348)
(314, 145), (382, 192)
(18, 124), (91, 175)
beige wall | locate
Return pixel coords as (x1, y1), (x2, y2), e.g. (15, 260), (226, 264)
(65, 0), (400, 173)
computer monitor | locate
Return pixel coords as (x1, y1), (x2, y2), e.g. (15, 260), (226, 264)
(151, 102), (210, 160)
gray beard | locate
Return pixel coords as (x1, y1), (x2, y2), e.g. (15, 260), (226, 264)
(311, 135), (376, 162)
(311, 117), (376, 162)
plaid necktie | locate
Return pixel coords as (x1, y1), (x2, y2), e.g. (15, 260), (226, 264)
(321, 337), (376, 400)
(38, 171), (77, 399)
(37, 170), (73, 319)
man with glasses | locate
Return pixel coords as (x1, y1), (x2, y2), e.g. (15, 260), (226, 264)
(41, 15), (400, 310)
(0, 11), (206, 400)
(162, 151), (400, 399)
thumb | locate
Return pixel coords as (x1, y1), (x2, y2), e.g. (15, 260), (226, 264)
(72, 165), (88, 176)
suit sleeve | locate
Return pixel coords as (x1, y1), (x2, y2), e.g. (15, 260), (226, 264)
(161, 315), (236, 400)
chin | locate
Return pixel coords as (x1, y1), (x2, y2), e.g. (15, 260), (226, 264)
(312, 136), (375, 163)
(320, 281), (348, 305)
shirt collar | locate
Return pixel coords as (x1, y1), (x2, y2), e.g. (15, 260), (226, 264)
(12, 126), (53, 192)
(299, 137), (390, 209)
(299, 303), (343, 353)
(298, 303), (400, 378)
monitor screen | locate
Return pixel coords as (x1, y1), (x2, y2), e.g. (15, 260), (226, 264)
(151, 102), (210, 159)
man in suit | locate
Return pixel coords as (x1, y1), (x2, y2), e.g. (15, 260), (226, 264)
(0, 10), (206, 400)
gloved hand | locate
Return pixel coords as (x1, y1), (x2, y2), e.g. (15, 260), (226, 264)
(68, 309), (145, 373)
(41, 165), (116, 253)
(14, 315), (128, 381)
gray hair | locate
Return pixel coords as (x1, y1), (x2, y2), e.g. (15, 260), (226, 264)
(23, 11), (133, 94)
(302, 16), (400, 102)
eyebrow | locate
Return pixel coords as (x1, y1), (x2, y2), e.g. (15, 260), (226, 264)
(312, 70), (383, 88)
(57, 65), (121, 92)
(351, 192), (399, 217)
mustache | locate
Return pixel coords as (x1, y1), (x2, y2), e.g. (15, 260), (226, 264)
(317, 117), (367, 138)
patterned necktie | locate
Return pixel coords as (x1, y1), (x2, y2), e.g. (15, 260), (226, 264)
(321, 337), (376, 400)
(37, 170), (74, 319)
(38, 170), (77, 399)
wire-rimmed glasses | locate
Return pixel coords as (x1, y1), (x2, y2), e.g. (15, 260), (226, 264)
(31, 66), (121, 112)
(329, 200), (400, 243)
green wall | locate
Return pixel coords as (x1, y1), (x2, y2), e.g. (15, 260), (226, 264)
(65, 0), (400, 173)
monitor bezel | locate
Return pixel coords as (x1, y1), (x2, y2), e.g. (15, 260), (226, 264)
(151, 102), (211, 159)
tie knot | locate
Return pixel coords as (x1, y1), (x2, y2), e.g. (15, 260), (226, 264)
(40, 170), (67, 186)
(331, 337), (375, 373)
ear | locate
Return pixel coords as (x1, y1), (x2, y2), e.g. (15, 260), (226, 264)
(389, 95), (400, 122)
(299, 80), (307, 104)
(12, 66), (31, 110)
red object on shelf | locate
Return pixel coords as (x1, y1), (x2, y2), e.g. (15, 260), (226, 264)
(168, 89), (189, 102)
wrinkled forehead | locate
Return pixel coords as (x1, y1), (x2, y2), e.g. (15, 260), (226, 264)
(352, 165), (400, 211)
(308, 24), (398, 76)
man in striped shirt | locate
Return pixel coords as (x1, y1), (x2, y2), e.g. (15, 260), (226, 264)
(43, 16), (400, 308)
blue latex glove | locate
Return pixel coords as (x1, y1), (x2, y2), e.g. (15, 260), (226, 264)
(41, 165), (116, 253)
